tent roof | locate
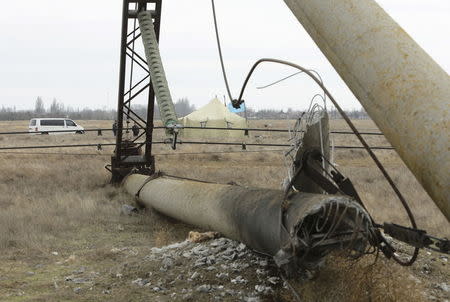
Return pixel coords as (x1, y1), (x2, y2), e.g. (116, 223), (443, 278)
(182, 98), (245, 122)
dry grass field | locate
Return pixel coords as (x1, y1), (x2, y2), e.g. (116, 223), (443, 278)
(0, 119), (448, 301)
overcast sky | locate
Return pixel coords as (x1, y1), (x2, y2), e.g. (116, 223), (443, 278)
(0, 0), (448, 111)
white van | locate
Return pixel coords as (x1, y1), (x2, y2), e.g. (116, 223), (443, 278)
(28, 118), (85, 134)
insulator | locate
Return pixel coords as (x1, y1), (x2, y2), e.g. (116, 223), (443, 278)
(138, 11), (178, 130)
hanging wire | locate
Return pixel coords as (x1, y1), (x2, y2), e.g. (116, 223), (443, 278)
(257, 69), (327, 110)
(211, 0), (234, 102)
(257, 71), (304, 89)
(234, 58), (419, 266)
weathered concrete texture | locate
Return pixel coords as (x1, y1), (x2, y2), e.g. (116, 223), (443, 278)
(124, 174), (373, 271)
(283, 0), (450, 220)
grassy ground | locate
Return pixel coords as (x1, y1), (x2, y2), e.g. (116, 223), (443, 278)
(0, 119), (448, 301)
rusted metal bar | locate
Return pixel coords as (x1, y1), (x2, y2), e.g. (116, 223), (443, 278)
(283, 0), (450, 220)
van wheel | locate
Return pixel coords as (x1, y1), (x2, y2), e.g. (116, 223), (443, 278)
(41, 132), (49, 135)
(76, 131), (84, 134)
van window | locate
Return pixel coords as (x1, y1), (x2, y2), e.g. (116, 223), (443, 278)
(65, 120), (76, 127)
(29, 120), (36, 126)
(41, 120), (65, 126)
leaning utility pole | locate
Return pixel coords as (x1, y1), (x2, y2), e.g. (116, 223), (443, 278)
(283, 0), (450, 220)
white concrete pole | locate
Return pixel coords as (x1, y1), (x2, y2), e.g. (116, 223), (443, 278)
(284, 0), (450, 220)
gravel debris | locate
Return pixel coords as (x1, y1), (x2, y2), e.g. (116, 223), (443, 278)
(131, 278), (150, 287)
(65, 275), (92, 284)
(231, 275), (247, 284)
(73, 267), (86, 274)
(161, 257), (174, 271)
(73, 287), (82, 294)
(139, 237), (278, 300)
(435, 283), (449, 292)
(196, 284), (212, 293)
(120, 204), (139, 216)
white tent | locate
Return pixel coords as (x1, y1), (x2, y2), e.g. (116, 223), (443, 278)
(179, 98), (248, 139)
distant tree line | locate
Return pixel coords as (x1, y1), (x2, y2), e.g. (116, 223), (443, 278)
(0, 97), (117, 121)
(0, 97), (197, 121)
(241, 106), (369, 120)
(0, 96), (369, 121)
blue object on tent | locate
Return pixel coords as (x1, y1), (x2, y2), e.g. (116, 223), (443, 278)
(227, 102), (246, 113)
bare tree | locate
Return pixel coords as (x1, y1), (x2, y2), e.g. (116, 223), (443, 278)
(34, 97), (45, 114)
(50, 98), (65, 116)
(174, 98), (196, 116)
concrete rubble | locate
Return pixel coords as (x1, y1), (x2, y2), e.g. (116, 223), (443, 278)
(140, 237), (282, 300)
(48, 236), (448, 301)
(120, 204), (139, 216)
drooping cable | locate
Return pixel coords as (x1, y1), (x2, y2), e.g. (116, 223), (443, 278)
(257, 71), (303, 89)
(257, 69), (327, 110)
(211, 0), (234, 102)
(235, 58), (419, 265)
(257, 69), (323, 89)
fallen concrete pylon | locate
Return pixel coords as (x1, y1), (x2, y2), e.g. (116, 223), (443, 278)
(124, 173), (374, 273)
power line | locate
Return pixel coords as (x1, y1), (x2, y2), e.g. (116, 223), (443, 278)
(0, 145), (396, 159)
(0, 151), (109, 157)
(211, 0), (234, 102)
(0, 128), (114, 135)
(234, 58), (418, 265)
(0, 142), (116, 150)
(0, 149), (288, 158)
(0, 126), (384, 136)
(0, 141), (394, 151)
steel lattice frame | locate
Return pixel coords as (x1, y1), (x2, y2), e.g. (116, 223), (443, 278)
(111, 0), (162, 183)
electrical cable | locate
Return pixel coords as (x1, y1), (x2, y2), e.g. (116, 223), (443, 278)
(257, 71), (303, 89)
(211, 0), (234, 102)
(0, 149), (287, 157)
(0, 141), (395, 151)
(235, 58), (419, 265)
(257, 69), (324, 91)
(257, 68), (327, 111)
(0, 127), (384, 136)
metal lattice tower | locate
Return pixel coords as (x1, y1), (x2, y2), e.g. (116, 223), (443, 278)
(110, 0), (162, 183)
